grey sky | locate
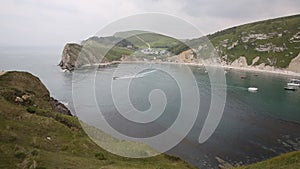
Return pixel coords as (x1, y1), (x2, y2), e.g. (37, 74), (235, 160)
(0, 0), (299, 46)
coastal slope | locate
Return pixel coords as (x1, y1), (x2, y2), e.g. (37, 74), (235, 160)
(0, 71), (196, 169)
(187, 14), (300, 72)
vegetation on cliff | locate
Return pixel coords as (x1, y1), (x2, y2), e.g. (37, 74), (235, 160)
(186, 14), (300, 68)
(59, 31), (191, 70)
(235, 150), (300, 169)
(0, 71), (196, 169)
(60, 14), (300, 71)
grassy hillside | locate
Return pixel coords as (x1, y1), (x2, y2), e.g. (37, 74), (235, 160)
(60, 14), (300, 70)
(188, 14), (300, 68)
(234, 150), (300, 169)
(59, 32), (190, 70)
(0, 71), (196, 169)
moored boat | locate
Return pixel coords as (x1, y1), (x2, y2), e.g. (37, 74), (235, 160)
(248, 87), (258, 92)
(287, 79), (300, 87)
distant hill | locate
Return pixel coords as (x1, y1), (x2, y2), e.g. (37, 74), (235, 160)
(59, 32), (189, 70)
(186, 14), (300, 69)
(59, 14), (300, 72)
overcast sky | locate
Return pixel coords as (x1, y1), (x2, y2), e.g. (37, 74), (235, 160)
(0, 0), (299, 46)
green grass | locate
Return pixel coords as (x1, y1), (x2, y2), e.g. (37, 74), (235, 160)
(205, 14), (300, 68)
(62, 14), (300, 70)
(76, 32), (190, 63)
(0, 71), (196, 169)
(234, 150), (300, 169)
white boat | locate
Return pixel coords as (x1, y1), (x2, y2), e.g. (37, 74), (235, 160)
(287, 79), (300, 87)
(248, 87), (258, 92)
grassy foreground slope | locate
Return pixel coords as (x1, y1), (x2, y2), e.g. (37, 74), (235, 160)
(234, 150), (300, 169)
(0, 71), (196, 169)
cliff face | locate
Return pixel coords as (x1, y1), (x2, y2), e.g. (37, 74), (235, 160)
(59, 43), (84, 71)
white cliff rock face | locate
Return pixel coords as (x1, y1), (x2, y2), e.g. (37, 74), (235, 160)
(256, 63), (266, 69)
(231, 57), (248, 67)
(227, 40), (239, 50)
(59, 43), (100, 71)
(254, 43), (286, 52)
(251, 56), (260, 65)
(290, 32), (300, 43)
(288, 53), (300, 73)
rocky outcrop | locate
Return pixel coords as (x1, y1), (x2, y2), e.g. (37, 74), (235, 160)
(251, 56), (260, 66)
(231, 57), (248, 67)
(59, 43), (82, 71)
(0, 71), (72, 116)
(50, 97), (72, 116)
(58, 43), (100, 71)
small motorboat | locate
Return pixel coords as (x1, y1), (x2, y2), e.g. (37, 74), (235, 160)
(248, 87), (258, 92)
(284, 86), (296, 91)
(113, 76), (118, 80)
(241, 76), (247, 79)
(287, 79), (300, 87)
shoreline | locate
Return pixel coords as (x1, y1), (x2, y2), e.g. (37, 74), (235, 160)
(72, 61), (300, 77)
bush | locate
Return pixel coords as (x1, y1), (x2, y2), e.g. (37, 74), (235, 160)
(95, 152), (106, 160)
(31, 150), (39, 156)
(14, 152), (26, 160)
(26, 106), (36, 113)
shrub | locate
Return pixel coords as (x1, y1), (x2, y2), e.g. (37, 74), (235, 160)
(26, 106), (36, 113)
(8, 136), (17, 142)
(95, 152), (106, 160)
(14, 152), (26, 160)
(31, 150), (39, 156)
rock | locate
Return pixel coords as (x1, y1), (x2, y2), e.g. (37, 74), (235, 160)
(227, 40), (239, 50)
(59, 43), (107, 71)
(58, 43), (98, 71)
(256, 63), (266, 69)
(58, 43), (83, 71)
(288, 53), (300, 73)
(21, 94), (30, 101)
(15, 97), (23, 103)
(231, 57), (248, 67)
(50, 97), (72, 116)
(178, 49), (195, 63)
(0, 70), (6, 76)
(251, 56), (260, 65)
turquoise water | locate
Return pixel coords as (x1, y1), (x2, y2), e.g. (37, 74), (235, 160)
(1, 46), (300, 168)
